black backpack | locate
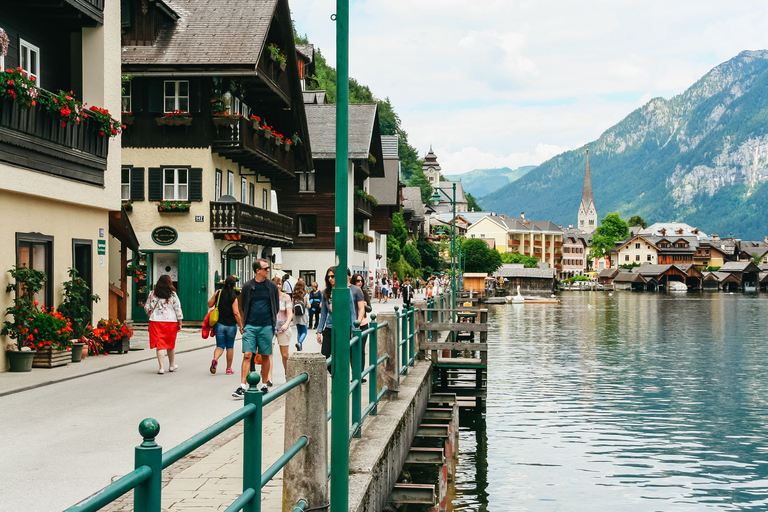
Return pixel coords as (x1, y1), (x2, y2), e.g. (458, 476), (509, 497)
(293, 300), (306, 316)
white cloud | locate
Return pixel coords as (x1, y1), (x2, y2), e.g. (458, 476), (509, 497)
(439, 143), (570, 176)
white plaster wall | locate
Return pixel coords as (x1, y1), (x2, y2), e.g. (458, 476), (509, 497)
(281, 250), (336, 286)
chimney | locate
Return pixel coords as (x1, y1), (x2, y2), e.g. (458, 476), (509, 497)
(520, 212), (525, 219)
(764, 236), (768, 244)
(569, 224), (573, 229)
(712, 234), (720, 240)
(559, 224), (562, 228)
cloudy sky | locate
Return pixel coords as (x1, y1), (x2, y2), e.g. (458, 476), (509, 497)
(289, 0), (768, 175)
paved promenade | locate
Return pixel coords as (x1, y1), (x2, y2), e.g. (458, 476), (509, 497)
(1, 296), (408, 511)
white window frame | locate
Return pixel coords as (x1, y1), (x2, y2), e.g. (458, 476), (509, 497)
(0, 27), (6, 71)
(262, 189), (268, 210)
(163, 168), (189, 201)
(215, 170), (222, 201)
(298, 215), (317, 237)
(298, 170), (316, 192)
(163, 80), (189, 113)
(121, 168), (131, 201)
(241, 177), (247, 203)
(121, 80), (131, 113)
(227, 171), (234, 196)
(19, 39), (40, 86)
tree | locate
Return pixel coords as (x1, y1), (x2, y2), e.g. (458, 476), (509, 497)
(627, 215), (648, 229)
(386, 236), (401, 265)
(461, 239), (502, 274)
(417, 240), (442, 271)
(589, 213), (630, 264)
(466, 192), (481, 212)
(500, 252), (539, 267)
(392, 212), (407, 248)
(408, 168), (433, 204)
(751, 253), (763, 265)
(403, 242), (422, 269)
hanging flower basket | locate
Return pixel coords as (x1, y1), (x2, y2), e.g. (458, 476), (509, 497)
(157, 201), (191, 212)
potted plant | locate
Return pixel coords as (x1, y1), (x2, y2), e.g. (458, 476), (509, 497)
(122, 200), (133, 212)
(98, 319), (133, 354)
(89, 105), (124, 138)
(81, 324), (106, 356)
(121, 111), (134, 126)
(157, 201), (191, 212)
(156, 110), (192, 126)
(29, 307), (74, 368)
(1, 265), (45, 372)
(0, 67), (40, 108)
(212, 111), (242, 126)
(39, 90), (85, 127)
(58, 268), (100, 363)
(249, 114), (262, 130)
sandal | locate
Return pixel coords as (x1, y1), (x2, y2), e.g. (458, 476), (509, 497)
(210, 359), (218, 374)
(226, 368), (235, 375)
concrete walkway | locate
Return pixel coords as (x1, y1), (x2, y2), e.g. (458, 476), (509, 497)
(3, 296), (407, 511)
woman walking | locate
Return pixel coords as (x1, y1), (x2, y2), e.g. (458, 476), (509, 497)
(208, 275), (242, 375)
(316, 267), (336, 362)
(144, 275), (183, 374)
(270, 276), (293, 385)
(292, 281), (310, 351)
(308, 281), (322, 329)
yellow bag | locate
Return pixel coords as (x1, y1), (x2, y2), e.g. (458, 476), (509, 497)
(209, 290), (221, 326)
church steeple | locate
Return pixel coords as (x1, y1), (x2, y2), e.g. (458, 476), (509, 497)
(578, 147), (598, 233)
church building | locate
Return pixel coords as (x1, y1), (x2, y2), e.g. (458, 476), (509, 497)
(578, 148), (598, 233)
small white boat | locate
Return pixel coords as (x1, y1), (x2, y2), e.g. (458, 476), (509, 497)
(506, 286), (560, 304)
(668, 281), (687, 292)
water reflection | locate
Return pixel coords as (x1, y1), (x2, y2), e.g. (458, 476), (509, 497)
(453, 292), (768, 511)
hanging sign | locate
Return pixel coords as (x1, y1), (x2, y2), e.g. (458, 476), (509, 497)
(151, 226), (178, 246)
(227, 245), (249, 260)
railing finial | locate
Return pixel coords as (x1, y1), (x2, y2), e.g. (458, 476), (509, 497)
(138, 418), (160, 447)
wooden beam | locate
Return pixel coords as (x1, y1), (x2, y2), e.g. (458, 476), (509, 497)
(421, 342), (487, 351)
(421, 322), (487, 332)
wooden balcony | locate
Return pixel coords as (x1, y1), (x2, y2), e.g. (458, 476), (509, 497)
(533, 241), (542, 247)
(0, 96), (108, 186)
(210, 201), (293, 247)
(354, 193), (374, 218)
(256, 48), (291, 104)
(508, 239), (520, 245)
(212, 117), (296, 180)
(354, 238), (369, 252)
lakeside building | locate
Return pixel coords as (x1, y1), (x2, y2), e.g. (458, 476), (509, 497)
(0, 3), (131, 371)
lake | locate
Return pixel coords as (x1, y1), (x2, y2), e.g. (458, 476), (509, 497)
(452, 292), (768, 511)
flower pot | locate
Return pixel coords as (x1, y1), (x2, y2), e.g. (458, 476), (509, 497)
(122, 115), (134, 126)
(212, 116), (240, 126)
(284, 142), (291, 152)
(279, 62), (286, 72)
(105, 338), (131, 354)
(32, 346), (70, 368)
(261, 129), (272, 140)
(6, 350), (35, 372)
(71, 342), (85, 363)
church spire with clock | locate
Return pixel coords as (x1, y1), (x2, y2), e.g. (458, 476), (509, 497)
(578, 147), (598, 233)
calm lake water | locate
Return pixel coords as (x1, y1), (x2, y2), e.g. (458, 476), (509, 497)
(452, 292), (768, 511)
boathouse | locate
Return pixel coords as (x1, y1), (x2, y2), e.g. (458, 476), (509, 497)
(719, 261), (761, 291)
(493, 264), (556, 293)
(612, 271), (647, 291)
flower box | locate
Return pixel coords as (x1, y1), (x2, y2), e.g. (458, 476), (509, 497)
(157, 201), (191, 213)
(32, 346), (70, 368)
(122, 115), (134, 126)
(212, 116), (241, 126)
(156, 116), (192, 127)
(104, 337), (130, 354)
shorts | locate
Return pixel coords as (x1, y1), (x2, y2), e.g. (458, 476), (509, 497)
(214, 323), (237, 350)
(242, 325), (273, 356)
(275, 327), (292, 346)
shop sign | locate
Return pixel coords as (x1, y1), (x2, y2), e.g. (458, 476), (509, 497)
(151, 226), (178, 246)
(227, 245), (249, 260)
(97, 240), (106, 255)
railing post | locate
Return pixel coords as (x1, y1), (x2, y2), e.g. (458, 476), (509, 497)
(244, 372), (263, 512)
(351, 321), (362, 438)
(393, 306), (401, 381)
(376, 312), (399, 395)
(134, 418), (162, 512)
(400, 305), (408, 375)
(369, 314), (378, 413)
(408, 307), (416, 366)
(283, 354), (329, 512)
(413, 300), (427, 357)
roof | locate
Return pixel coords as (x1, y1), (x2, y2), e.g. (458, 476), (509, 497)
(461, 211), (495, 226)
(720, 261), (761, 273)
(613, 272), (646, 283)
(463, 273), (488, 278)
(304, 104), (379, 160)
(739, 240), (768, 256)
(709, 271), (741, 282)
(612, 235), (658, 253)
(483, 215), (563, 235)
(598, 268), (620, 278)
(580, 148), (594, 210)
(631, 264), (677, 276)
(638, 222), (708, 239)
(122, 0), (278, 66)
(295, 44), (314, 63)
(368, 138), (400, 206)
(401, 187), (426, 221)
(493, 265), (556, 279)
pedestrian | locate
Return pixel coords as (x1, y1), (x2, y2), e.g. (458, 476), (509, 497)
(351, 273), (370, 377)
(380, 276), (388, 303)
(426, 280), (434, 299)
(393, 279), (400, 298)
(282, 273), (295, 295)
(308, 281), (322, 329)
(144, 274), (183, 374)
(292, 281), (310, 352)
(402, 277), (414, 309)
(316, 267), (356, 371)
(271, 276), (294, 382)
(208, 276), (242, 375)
(415, 277), (421, 296)
(233, 259), (279, 398)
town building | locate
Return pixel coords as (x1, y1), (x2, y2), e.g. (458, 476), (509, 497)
(577, 148), (598, 233)
(120, 0), (312, 321)
(612, 235), (659, 266)
(1, 2), (130, 371)
(560, 228), (589, 277)
(401, 187), (429, 239)
(422, 146), (441, 185)
(367, 135), (401, 279)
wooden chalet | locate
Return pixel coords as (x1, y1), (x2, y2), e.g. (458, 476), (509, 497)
(401, 187), (428, 238)
(737, 240), (768, 265)
(120, 0), (312, 321)
(368, 135), (402, 265)
(719, 261), (761, 290)
(612, 271), (648, 291)
(597, 267), (620, 285)
(493, 265), (556, 293)
(652, 236), (696, 265)
(278, 102), (385, 283)
(703, 271), (741, 292)
(631, 264), (698, 291)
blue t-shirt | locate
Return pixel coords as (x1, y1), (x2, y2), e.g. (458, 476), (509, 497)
(246, 280), (272, 327)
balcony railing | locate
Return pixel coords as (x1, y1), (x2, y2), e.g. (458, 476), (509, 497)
(509, 239), (520, 245)
(212, 117), (296, 179)
(256, 48), (291, 103)
(354, 193), (374, 218)
(0, 96), (108, 185)
(354, 238), (369, 252)
(210, 201), (293, 247)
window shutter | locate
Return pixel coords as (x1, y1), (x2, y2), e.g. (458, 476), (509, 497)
(148, 79), (163, 113)
(190, 79), (201, 113)
(189, 168), (203, 201)
(148, 168), (162, 201)
(132, 79), (144, 112)
(121, 0), (131, 27)
(130, 168), (145, 201)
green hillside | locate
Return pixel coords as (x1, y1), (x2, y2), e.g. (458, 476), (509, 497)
(479, 50), (768, 239)
(443, 166), (536, 198)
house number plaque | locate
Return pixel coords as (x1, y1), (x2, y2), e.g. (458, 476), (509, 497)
(151, 226), (178, 246)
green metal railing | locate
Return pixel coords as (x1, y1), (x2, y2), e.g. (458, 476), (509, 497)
(394, 305), (417, 376)
(67, 372), (309, 512)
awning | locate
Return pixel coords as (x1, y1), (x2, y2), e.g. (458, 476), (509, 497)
(109, 207), (140, 253)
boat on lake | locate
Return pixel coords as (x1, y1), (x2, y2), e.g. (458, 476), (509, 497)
(506, 286), (560, 304)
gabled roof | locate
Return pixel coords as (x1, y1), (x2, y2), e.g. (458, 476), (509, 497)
(493, 265), (556, 279)
(598, 268), (620, 279)
(739, 240), (768, 257)
(639, 222), (708, 239)
(469, 215), (509, 232)
(613, 272), (646, 283)
(123, 0), (279, 66)
(304, 104), (382, 166)
(612, 235), (658, 253)
(707, 271), (741, 283)
(368, 136), (400, 206)
(461, 211), (495, 226)
(631, 264), (680, 276)
(401, 187), (426, 221)
(295, 44), (314, 63)
(720, 261), (761, 273)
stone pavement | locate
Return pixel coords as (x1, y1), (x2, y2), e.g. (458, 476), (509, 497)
(3, 296), (407, 511)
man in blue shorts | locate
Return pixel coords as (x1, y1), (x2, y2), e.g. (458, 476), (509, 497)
(233, 258), (279, 398)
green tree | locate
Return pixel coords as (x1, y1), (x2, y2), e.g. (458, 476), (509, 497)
(627, 215), (648, 229)
(409, 168), (433, 204)
(417, 240), (442, 270)
(500, 252), (539, 267)
(466, 192), (481, 212)
(403, 242), (422, 269)
(461, 239), (502, 274)
(589, 213), (630, 264)
(751, 253), (762, 265)
(392, 211), (407, 248)
(386, 236), (401, 265)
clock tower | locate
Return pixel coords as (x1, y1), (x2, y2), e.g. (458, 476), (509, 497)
(578, 147), (598, 233)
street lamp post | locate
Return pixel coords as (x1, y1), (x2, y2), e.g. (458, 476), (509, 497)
(431, 183), (457, 319)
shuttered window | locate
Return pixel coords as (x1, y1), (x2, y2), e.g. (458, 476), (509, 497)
(148, 167), (202, 202)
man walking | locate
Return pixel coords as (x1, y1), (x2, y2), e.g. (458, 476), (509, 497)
(282, 273), (295, 295)
(402, 277), (414, 309)
(233, 259), (279, 398)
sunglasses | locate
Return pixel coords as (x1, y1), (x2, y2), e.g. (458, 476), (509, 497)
(355, 279), (363, 283)
(260, 266), (270, 271)
(328, 274), (335, 278)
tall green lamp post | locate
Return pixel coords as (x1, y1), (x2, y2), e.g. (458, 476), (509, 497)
(431, 183), (457, 316)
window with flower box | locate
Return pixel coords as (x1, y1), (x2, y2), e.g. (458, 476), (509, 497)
(163, 168), (188, 201)
(16, 232), (53, 307)
(122, 80), (131, 113)
(19, 39), (40, 86)
(164, 80), (189, 113)
(121, 168), (131, 201)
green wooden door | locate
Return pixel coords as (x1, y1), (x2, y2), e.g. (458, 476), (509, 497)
(178, 252), (209, 321)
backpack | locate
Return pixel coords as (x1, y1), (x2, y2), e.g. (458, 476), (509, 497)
(293, 299), (306, 317)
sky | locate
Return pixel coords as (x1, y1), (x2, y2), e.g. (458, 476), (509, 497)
(289, 0), (768, 175)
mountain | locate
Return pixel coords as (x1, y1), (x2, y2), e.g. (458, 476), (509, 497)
(443, 166), (536, 198)
(479, 50), (768, 239)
